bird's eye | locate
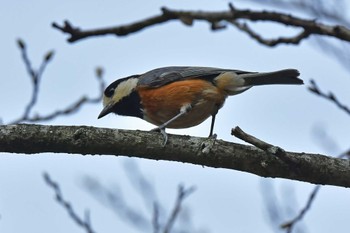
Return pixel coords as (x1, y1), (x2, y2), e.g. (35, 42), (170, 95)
(105, 87), (115, 97)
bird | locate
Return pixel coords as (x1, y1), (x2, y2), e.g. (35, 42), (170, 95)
(98, 66), (303, 145)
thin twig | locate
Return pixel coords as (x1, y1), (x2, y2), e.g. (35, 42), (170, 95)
(15, 39), (54, 121)
(231, 126), (293, 163)
(82, 176), (150, 231)
(163, 185), (196, 233)
(123, 160), (161, 211)
(246, 0), (350, 72)
(83, 170), (197, 232)
(308, 79), (350, 116)
(8, 39), (105, 124)
(260, 180), (286, 232)
(43, 172), (96, 233)
(9, 63), (105, 124)
(280, 145), (350, 232)
(281, 185), (320, 233)
(230, 20), (311, 46)
(232, 126), (317, 232)
(231, 126), (317, 232)
(152, 202), (160, 233)
(247, 0), (350, 27)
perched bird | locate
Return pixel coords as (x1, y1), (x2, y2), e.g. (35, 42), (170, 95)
(98, 66), (303, 144)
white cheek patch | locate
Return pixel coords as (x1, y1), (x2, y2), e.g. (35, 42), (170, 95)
(102, 95), (110, 107)
(112, 78), (139, 103)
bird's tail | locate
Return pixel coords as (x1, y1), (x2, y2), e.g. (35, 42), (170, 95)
(215, 69), (303, 95)
(242, 69), (303, 86)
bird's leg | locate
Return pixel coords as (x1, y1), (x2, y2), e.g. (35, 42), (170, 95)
(156, 104), (192, 129)
(209, 114), (216, 137)
(152, 104), (192, 146)
(199, 114), (218, 154)
(208, 106), (219, 138)
(208, 115), (217, 139)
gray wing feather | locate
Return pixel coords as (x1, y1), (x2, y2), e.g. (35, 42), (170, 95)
(138, 66), (252, 88)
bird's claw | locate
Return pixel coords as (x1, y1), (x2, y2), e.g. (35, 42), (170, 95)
(151, 127), (168, 146)
(200, 133), (217, 154)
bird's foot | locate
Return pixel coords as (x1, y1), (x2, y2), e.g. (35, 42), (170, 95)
(200, 133), (217, 154)
(151, 127), (168, 146)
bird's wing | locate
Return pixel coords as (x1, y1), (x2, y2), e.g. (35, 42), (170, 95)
(137, 66), (252, 88)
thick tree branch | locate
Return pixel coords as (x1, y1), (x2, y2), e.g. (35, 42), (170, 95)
(234, 126), (315, 232)
(1, 124), (350, 188)
(52, 4), (350, 43)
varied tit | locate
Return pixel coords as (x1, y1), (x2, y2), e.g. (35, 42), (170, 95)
(98, 66), (303, 144)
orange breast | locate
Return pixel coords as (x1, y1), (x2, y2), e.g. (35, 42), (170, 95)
(138, 79), (227, 128)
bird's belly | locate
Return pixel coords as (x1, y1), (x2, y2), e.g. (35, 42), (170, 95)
(138, 80), (226, 129)
(165, 100), (219, 128)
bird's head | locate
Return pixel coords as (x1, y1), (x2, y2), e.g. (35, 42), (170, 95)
(98, 75), (141, 119)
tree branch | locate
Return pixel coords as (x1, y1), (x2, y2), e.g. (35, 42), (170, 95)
(234, 126), (315, 232)
(82, 176), (150, 231)
(43, 172), (95, 233)
(8, 40), (105, 125)
(281, 185), (321, 233)
(14, 39), (54, 122)
(52, 4), (350, 43)
(232, 126), (298, 165)
(1, 124), (350, 188)
(308, 79), (350, 116)
(230, 21), (311, 46)
(163, 185), (195, 233)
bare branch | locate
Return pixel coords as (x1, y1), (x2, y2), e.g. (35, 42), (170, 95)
(52, 4), (350, 44)
(82, 176), (150, 231)
(230, 21), (311, 46)
(232, 126), (280, 151)
(15, 39), (54, 121)
(246, 0), (350, 72)
(232, 126), (311, 186)
(163, 185), (196, 233)
(9, 64), (105, 124)
(281, 185), (321, 233)
(52, 12), (172, 43)
(308, 79), (350, 116)
(2, 124), (350, 188)
(261, 180), (308, 233)
(43, 172), (96, 233)
(261, 181), (289, 233)
(123, 160), (161, 211)
(248, 0), (350, 27)
(232, 126), (323, 232)
(83, 162), (197, 233)
(153, 202), (160, 233)
(278, 143), (350, 233)
(231, 126), (294, 163)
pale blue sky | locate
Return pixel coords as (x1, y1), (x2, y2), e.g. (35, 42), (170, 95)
(1, 1), (350, 233)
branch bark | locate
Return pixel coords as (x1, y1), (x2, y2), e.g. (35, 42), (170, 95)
(52, 4), (350, 43)
(1, 124), (350, 188)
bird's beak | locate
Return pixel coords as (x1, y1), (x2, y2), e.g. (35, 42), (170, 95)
(98, 103), (114, 119)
